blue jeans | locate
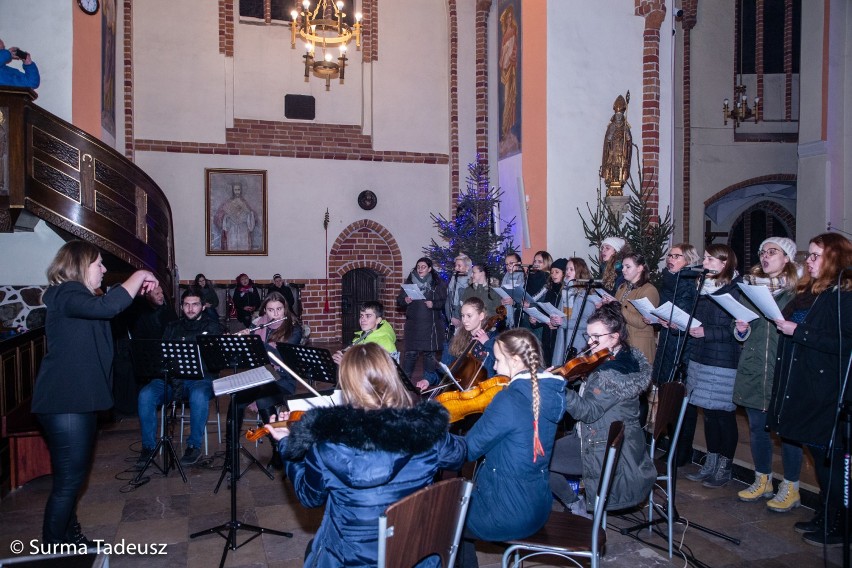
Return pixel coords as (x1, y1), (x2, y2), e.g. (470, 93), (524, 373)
(138, 377), (213, 449)
(37, 412), (98, 544)
(745, 407), (803, 480)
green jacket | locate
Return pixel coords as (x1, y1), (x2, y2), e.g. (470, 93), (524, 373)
(352, 320), (398, 354)
(732, 288), (795, 411)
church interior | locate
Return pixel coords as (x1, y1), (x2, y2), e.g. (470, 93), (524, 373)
(0, 0), (850, 566)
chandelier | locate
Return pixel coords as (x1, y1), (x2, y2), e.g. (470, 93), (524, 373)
(723, 1), (760, 127)
(290, 0), (362, 91)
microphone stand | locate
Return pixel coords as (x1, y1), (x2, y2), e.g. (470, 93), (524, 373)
(563, 280), (595, 363)
(641, 269), (740, 546)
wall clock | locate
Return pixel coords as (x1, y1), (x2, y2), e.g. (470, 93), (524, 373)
(77, 0), (100, 15)
(358, 190), (377, 211)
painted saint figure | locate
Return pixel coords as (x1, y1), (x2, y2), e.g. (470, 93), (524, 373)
(215, 183), (256, 251)
(499, 6), (518, 143)
(600, 93), (633, 195)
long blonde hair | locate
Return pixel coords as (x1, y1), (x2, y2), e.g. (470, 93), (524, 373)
(339, 343), (417, 410)
(46, 240), (101, 292)
(495, 328), (546, 461)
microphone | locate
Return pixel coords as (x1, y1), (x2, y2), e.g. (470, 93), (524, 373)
(679, 264), (712, 277)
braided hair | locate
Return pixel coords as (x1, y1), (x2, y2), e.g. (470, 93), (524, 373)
(495, 328), (547, 462)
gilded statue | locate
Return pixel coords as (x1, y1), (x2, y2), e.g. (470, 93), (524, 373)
(600, 92), (632, 196)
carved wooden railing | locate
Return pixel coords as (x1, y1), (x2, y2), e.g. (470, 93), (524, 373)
(0, 87), (175, 290)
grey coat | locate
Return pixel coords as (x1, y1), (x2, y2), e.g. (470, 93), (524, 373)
(565, 347), (656, 511)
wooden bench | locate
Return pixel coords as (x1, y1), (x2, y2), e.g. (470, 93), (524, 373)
(1, 399), (51, 490)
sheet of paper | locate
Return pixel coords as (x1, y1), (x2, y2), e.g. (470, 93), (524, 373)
(491, 287), (511, 300)
(500, 286), (526, 304)
(401, 284), (426, 300)
(737, 283), (784, 320)
(523, 306), (550, 323)
(594, 290), (616, 302)
(287, 390), (343, 411)
(651, 301), (702, 330)
(628, 297), (660, 324)
(709, 293), (760, 322)
(537, 302), (565, 319)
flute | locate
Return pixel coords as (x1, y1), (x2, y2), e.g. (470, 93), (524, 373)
(232, 317), (287, 335)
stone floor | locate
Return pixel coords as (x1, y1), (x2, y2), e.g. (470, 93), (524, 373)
(0, 354), (846, 567)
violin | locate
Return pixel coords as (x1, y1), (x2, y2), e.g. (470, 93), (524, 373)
(552, 347), (613, 382)
(245, 410), (305, 442)
(436, 375), (509, 423)
(448, 305), (507, 390)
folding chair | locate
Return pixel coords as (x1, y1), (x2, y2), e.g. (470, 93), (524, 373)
(377, 478), (473, 568)
(502, 421), (625, 568)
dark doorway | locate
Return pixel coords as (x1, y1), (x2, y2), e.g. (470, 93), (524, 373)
(341, 268), (381, 344)
(730, 206), (792, 275)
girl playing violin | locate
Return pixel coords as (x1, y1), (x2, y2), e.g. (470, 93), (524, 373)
(425, 297), (496, 391)
(456, 328), (566, 567)
(264, 343), (466, 567)
(549, 303), (656, 513)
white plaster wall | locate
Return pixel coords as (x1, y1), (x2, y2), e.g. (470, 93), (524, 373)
(132, 0), (226, 142)
(0, 0), (73, 122)
(371, 0), (449, 153)
(135, 151), (449, 280)
(456, 0), (479, 196)
(546, 0), (650, 261)
(0, 221), (66, 285)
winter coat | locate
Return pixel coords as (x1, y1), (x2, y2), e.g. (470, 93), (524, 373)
(396, 274), (448, 351)
(688, 278), (742, 369)
(614, 282), (660, 364)
(531, 282), (568, 366)
(768, 287), (852, 446)
(732, 288), (795, 411)
(464, 372), (566, 541)
(500, 271), (526, 327)
(280, 401), (466, 568)
(652, 269), (697, 384)
(0, 49), (40, 88)
(33, 282), (133, 414)
(565, 347), (656, 511)
(563, 285), (596, 359)
(351, 320), (398, 354)
(444, 273), (470, 323)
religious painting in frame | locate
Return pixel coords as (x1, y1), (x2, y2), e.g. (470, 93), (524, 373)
(498, 0), (522, 159)
(205, 168), (268, 256)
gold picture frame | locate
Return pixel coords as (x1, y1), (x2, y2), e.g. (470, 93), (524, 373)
(205, 168), (268, 256)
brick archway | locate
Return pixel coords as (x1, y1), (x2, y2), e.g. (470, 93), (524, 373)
(302, 220), (404, 342)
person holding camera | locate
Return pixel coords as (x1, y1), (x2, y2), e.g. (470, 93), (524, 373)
(0, 38), (40, 89)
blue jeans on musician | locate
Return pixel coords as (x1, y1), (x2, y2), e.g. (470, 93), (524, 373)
(745, 407), (802, 479)
(138, 377), (213, 449)
(37, 412), (98, 544)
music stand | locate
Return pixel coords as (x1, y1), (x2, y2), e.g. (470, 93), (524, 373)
(129, 340), (204, 484)
(196, 334), (274, 488)
(275, 343), (339, 386)
(563, 280), (598, 364)
(191, 334), (291, 568)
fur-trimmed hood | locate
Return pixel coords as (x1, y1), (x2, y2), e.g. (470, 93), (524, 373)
(587, 347), (652, 400)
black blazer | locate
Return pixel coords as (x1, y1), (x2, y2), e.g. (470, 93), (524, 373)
(33, 282), (133, 414)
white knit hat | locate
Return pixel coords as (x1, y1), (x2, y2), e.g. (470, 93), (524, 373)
(760, 237), (796, 260)
(601, 236), (626, 252)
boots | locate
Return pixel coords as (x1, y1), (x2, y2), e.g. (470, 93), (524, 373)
(684, 452), (718, 482)
(702, 456), (733, 488)
(793, 506), (824, 534)
(802, 508), (844, 548)
(737, 472), (774, 502)
(766, 480), (800, 512)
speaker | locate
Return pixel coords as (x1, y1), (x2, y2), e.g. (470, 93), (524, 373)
(285, 94), (316, 120)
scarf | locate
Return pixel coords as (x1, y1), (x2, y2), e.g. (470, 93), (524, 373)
(411, 270), (433, 293)
(700, 271), (738, 295)
(744, 274), (788, 295)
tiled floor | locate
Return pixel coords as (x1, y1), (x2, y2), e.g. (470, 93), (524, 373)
(0, 350), (845, 567)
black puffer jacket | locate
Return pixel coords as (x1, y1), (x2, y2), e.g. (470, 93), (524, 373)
(689, 278), (742, 369)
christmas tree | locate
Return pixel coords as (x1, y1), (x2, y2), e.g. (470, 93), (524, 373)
(424, 155), (517, 280)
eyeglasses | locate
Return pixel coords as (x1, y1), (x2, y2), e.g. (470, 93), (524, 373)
(667, 253), (684, 259)
(806, 252), (822, 262)
(758, 248), (783, 258)
(583, 332), (616, 342)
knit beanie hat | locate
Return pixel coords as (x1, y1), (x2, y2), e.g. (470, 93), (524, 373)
(551, 258), (569, 272)
(760, 237), (796, 260)
(601, 236), (626, 252)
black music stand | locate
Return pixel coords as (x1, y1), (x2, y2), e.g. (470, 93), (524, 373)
(129, 340), (204, 484)
(275, 343), (338, 386)
(563, 280), (599, 363)
(191, 334), (291, 568)
(196, 334), (274, 489)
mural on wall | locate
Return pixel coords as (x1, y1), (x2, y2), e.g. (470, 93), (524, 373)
(101, 0), (116, 138)
(206, 168), (268, 256)
(498, 0), (522, 159)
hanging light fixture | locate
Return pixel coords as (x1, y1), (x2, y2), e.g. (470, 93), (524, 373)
(290, 0), (362, 91)
(723, 1), (760, 126)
